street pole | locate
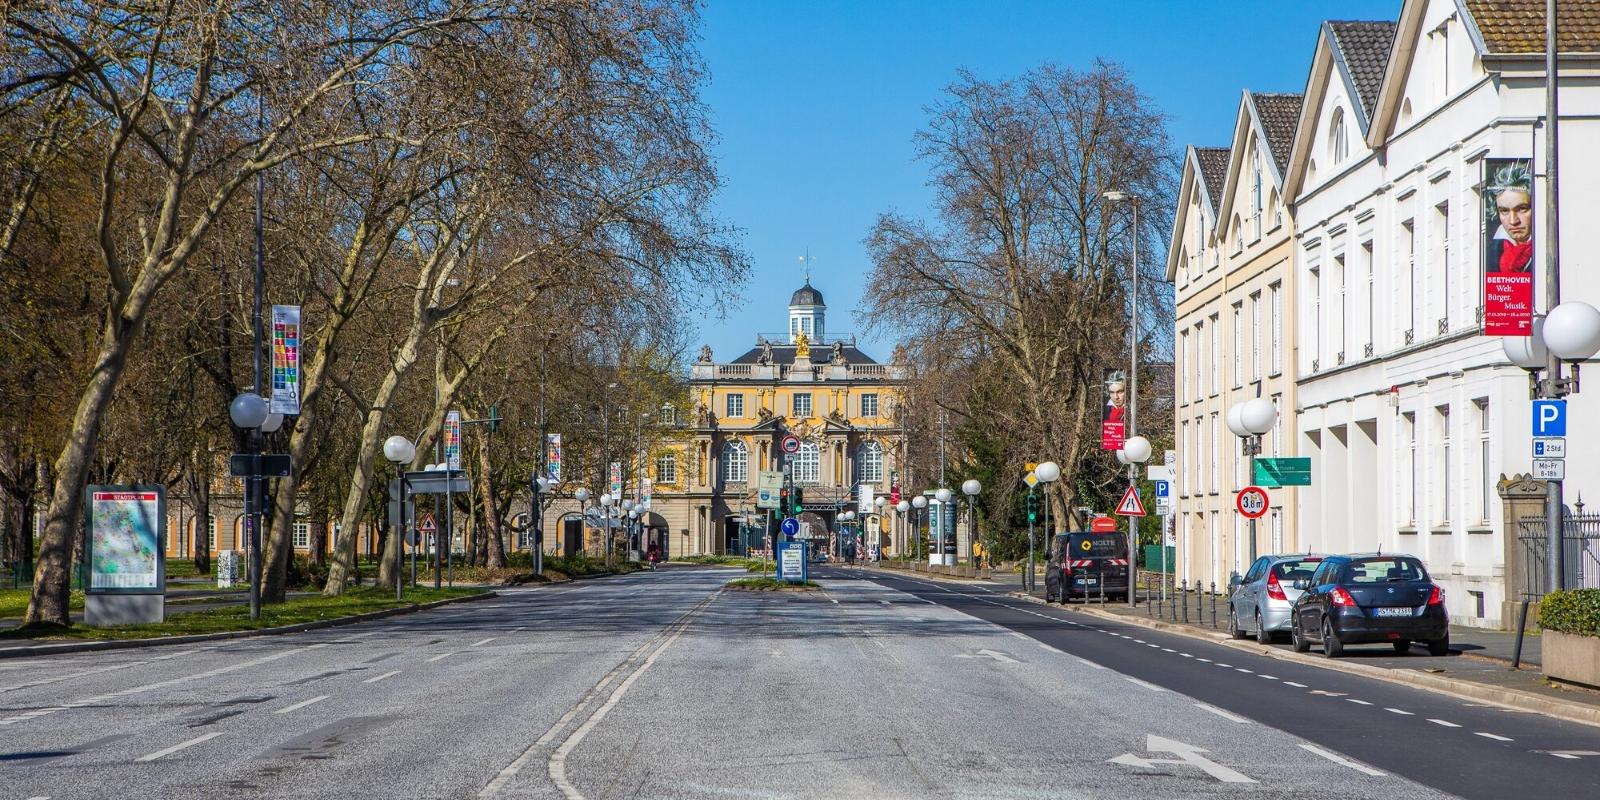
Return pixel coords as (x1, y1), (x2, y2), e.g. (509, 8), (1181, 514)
(1247, 436), (1259, 564)
(1128, 197), (1141, 608)
(1027, 488), (1036, 592)
(1543, 0), (1566, 592)
(395, 474), (407, 602)
(247, 90), (266, 622)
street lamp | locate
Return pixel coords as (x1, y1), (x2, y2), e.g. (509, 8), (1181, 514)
(1119, 435), (1154, 607)
(600, 492), (615, 564)
(575, 487), (591, 553)
(934, 488), (954, 566)
(962, 479), (981, 566)
(1226, 399), (1276, 570)
(912, 495), (928, 563)
(1033, 461), (1060, 592)
(895, 500), (910, 559)
(383, 435), (416, 602)
(875, 496), (888, 559)
(229, 391), (270, 619)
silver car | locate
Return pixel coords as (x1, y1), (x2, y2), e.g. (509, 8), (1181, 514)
(1228, 554), (1325, 643)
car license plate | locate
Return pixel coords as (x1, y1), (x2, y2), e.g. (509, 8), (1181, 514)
(1374, 607), (1412, 617)
(1079, 578), (1098, 584)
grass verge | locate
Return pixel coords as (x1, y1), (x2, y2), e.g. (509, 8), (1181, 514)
(1, 586), (486, 641)
(726, 577), (819, 591)
(0, 588), (84, 618)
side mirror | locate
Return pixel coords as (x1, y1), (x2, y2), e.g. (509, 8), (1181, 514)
(1292, 579), (1310, 591)
(1228, 575), (1244, 590)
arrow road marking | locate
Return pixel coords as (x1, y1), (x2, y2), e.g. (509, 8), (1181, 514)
(1298, 743), (1386, 777)
(955, 649), (1019, 663)
(1108, 734), (1255, 783)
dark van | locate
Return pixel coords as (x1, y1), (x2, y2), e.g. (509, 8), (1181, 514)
(1044, 531), (1131, 603)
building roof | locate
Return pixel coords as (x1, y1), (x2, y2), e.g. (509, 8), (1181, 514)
(728, 343), (879, 366)
(1328, 20), (1398, 120)
(1250, 92), (1303, 173)
(1465, 0), (1600, 53)
(1193, 147), (1231, 211)
(790, 282), (825, 307)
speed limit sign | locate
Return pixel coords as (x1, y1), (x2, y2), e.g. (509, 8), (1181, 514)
(1235, 486), (1269, 519)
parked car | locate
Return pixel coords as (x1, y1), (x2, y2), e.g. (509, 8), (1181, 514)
(1227, 554), (1323, 643)
(1043, 530), (1131, 603)
(1289, 554), (1449, 658)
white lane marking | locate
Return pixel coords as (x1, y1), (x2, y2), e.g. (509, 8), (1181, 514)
(136, 731), (224, 762)
(1161, 648), (1176, 653)
(275, 695), (330, 714)
(1194, 703), (1252, 723)
(1428, 719), (1462, 728)
(1180, 653), (1194, 658)
(1385, 707), (1414, 715)
(363, 670), (401, 684)
(1145, 644), (1161, 649)
(1075, 657), (1107, 670)
(1258, 675), (1278, 680)
(1235, 668), (1253, 673)
(1197, 658), (1213, 662)
(427, 652), (457, 663)
(1133, 639), (1146, 644)
(1298, 743), (1386, 777)
(1551, 753), (1581, 759)
(0, 647), (209, 695)
(1475, 732), (1513, 742)
(1283, 681), (1307, 688)
(1125, 677), (1166, 692)
(1215, 663), (1233, 668)
(471, 637), (497, 647)
(1346, 699), (1373, 706)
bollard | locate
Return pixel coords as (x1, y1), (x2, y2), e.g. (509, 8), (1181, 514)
(1210, 582), (1219, 629)
(1181, 579), (1189, 623)
(1098, 569), (1106, 604)
(1147, 580), (1154, 616)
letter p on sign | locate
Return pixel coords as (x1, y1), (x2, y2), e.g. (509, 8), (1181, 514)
(1533, 400), (1567, 438)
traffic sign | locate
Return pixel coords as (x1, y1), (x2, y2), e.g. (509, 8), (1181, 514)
(1253, 457), (1311, 487)
(1235, 486), (1269, 519)
(1533, 399), (1567, 437)
(781, 435), (801, 454)
(1114, 486), (1146, 517)
(1154, 480), (1172, 515)
(418, 513), (437, 533)
(1091, 516), (1119, 532)
(1023, 471), (1039, 488)
(1534, 459), (1566, 480)
(1146, 465), (1175, 483)
(780, 517), (800, 537)
(1534, 438), (1566, 458)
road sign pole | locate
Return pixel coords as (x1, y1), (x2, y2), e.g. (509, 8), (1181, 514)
(1248, 436), (1258, 565)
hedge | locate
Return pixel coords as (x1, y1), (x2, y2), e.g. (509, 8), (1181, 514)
(1539, 588), (1600, 637)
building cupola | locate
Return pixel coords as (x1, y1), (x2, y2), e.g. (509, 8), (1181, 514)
(788, 282), (825, 344)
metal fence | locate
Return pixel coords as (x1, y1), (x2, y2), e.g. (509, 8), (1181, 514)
(1516, 512), (1600, 597)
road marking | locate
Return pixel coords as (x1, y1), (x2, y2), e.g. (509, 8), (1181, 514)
(136, 732), (224, 762)
(363, 670), (401, 684)
(471, 637), (497, 647)
(427, 652), (457, 663)
(1197, 658), (1213, 662)
(1110, 735), (1254, 783)
(1385, 707), (1414, 715)
(275, 695), (329, 715)
(1551, 753), (1581, 759)
(1475, 732), (1513, 742)
(0, 647), (207, 695)
(1234, 668), (1253, 673)
(1298, 743), (1385, 777)
(1146, 644), (1161, 649)
(1258, 674), (1277, 680)
(1074, 657), (1107, 670)
(1346, 699), (1373, 706)
(1180, 653), (1194, 658)
(1194, 703), (1252, 723)
(1427, 719), (1462, 728)
(1283, 681), (1307, 688)
(1309, 690), (1347, 697)
(1161, 648), (1176, 653)
(1133, 639), (1146, 644)
(1125, 677), (1166, 692)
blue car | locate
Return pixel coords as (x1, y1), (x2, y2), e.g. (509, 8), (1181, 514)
(1289, 554), (1449, 658)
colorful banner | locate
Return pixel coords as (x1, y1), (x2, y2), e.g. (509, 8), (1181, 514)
(444, 410), (462, 471)
(641, 477), (653, 509)
(610, 461), (622, 497)
(857, 483), (874, 515)
(545, 433), (562, 482)
(1482, 157), (1535, 336)
(269, 305), (301, 415)
(87, 487), (164, 592)
(1101, 373), (1127, 450)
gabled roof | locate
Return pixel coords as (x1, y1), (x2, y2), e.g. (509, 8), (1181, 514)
(1464, 0), (1600, 54)
(1328, 20), (1399, 124)
(1251, 92), (1304, 173)
(1216, 90), (1302, 229)
(1283, 18), (1398, 201)
(1194, 147), (1231, 207)
(1165, 145), (1228, 281)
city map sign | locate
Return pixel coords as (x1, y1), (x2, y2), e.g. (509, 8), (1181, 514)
(85, 485), (166, 593)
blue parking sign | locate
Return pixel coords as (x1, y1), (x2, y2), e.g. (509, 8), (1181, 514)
(1154, 480), (1170, 498)
(1533, 399), (1567, 437)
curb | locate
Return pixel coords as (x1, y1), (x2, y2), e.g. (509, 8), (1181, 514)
(1005, 591), (1600, 730)
(0, 591), (498, 660)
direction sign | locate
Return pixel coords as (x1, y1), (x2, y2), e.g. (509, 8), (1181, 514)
(1534, 438), (1566, 458)
(1146, 465), (1175, 483)
(1236, 486), (1269, 519)
(229, 453), (292, 478)
(1533, 399), (1567, 437)
(1253, 457), (1311, 487)
(780, 517), (800, 537)
(1534, 459), (1566, 480)
(1114, 486), (1146, 517)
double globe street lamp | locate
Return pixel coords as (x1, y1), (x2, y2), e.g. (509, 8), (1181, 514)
(1225, 398), (1277, 568)
(229, 391), (284, 620)
(382, 434), (418, 602)
(911, 495), (928, 562)
(961, 479), (982, 565)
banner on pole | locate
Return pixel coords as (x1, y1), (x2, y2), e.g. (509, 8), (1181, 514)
(610, 461), (623, 497)
(444, 410), (462, 471)
(545, 433), (562, 482)
(269, 305), (301, 415)
(1101, 370), (1126, 450)
(1482, 157), (1535, 336)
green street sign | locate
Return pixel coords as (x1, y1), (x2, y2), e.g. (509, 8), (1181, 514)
(1254, 457), (1311, 487)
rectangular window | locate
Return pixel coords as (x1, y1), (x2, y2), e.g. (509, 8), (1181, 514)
(1209, 314), (1220, 394)
(1438, 405), (1452, 524)
(1231, 302), (1243, 387)
(292, 521), (309, 549)
(1270, 394), (1283, 456)
(1476, 400), (1490, 523)
(1361, 241), (1375, 355)
(660, 404), (677, 426)
(725, 393), (744, 418)
(1404, 412), (1417, 525)
(1435, 202), (1450, 331)
(1197, 416), (1207, 494)
(656, 454), (677, 484)
(1181, 421), (1191, 495)
(792, 393), (812, 418)
(1180, 330), (1191, 404)
(860, 393), (879, 418)
(208, 515), (218, 551)
(1309, 265), (1322, 370)
(1403, 218), (1417, 341)
(1250, 292), (1261, 380)
(1269, 282), (1282, 374)
(1270, 508), (1283, 553)
(1210, 414), (1221, 493)
(1333, 251), (1346, 362)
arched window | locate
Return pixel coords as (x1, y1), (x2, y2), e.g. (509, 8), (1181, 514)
(1329, 107), (1348, 164)
(793, 441), (820, 484)
(721, 440), (747, 483)
(857, 441), (884, 484)
(1268, 190), (1281, 229)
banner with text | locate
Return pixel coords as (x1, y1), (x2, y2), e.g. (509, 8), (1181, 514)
(1482, 157), (1535, 336)
(270, 305), (302, 415)
(1101, 370), (1126, 450)
(545, 433), (562, 482)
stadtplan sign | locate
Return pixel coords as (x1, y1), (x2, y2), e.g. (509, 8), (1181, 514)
(87, 487), (165, 592)
(270, 305), (301, 414)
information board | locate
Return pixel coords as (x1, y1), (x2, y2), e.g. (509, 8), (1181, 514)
(86, 486), (165, 593)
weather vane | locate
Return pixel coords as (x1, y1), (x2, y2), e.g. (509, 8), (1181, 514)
(798, 249), (814, 283)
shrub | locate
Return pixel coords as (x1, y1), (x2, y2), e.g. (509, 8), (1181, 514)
(284, 554), (331, 590)
(1539, 588), (1600, 637)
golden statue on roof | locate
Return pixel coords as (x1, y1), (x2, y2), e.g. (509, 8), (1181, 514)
(794, 331), (811, 359)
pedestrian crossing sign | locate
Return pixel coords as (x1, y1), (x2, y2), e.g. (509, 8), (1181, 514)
(1114, 486), (1146, 517)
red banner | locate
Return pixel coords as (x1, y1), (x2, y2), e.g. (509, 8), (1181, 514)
(1485, 272), (1534, 336)
(1483, 157), (1534, 337)
(1101, 420), (1125, 451)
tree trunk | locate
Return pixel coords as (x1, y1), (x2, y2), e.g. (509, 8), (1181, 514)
(307, 486), (328, 570)
(188, 453), (212, 575)
(476, 436), (506, 569)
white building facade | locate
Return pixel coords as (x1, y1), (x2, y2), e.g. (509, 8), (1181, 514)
(1285, 1), (1600, 628)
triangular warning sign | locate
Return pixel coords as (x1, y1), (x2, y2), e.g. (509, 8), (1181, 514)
(1114, 486), (1146, 517)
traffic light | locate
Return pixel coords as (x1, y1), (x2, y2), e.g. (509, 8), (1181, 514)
(1026, 492), (1038, 523)
(779, 486), (791, 517)
(790, 487), (804, 516)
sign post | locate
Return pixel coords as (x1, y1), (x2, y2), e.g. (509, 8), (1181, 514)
(84, 486), (166, 625)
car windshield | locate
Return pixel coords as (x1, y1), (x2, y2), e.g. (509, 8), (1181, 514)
(1344, 558), (1427, 584)
(1271, 558), (1322, 583)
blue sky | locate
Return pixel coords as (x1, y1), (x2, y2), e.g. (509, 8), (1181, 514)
(688, 0), (1400, 362)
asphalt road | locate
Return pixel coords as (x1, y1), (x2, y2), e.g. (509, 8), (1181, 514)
(0, 565), (1592, 799)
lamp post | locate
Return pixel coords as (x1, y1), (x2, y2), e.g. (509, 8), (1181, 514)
(1226, 398), (1277, 568)
(574, 487), (591, 554)
(1120, 436), (1153, 607)
(962, 479), (981, 565)
(229, 392), (270, 619)
(1105, 189), (1145, 601)
(874, 496), (888, 560)
(534, 476), (555, 575)
(895, 500), (910, 560)
(1034, 461), (1061, 591)
(382, 435), (416, 602)
(934, 487), (954, 565)
(600, 492), (616, 564)
(912, 495), (928, 563)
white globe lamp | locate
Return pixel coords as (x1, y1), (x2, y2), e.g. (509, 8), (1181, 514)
(962, 479), (981, 496)
(382, 435), (415, 465)
(260, 412), (284, 433)
(229, 392), (269, 430)
(1502, 315), (1549, 369)
(1035, 461), (1061, 483)
(1122, 435), (1153, 464)
(1545, 302), (1600, 362)
(896, 501), (909, 513)
(1240, 398), (1277, 436)
(935, 487), (953, 503)
(1225, 403), (1248, 438)
(574, 487), (590, 503)
(912, 495), (927, 509)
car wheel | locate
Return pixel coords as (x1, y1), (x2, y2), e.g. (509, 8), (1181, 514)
(1427, 635), (1449, 657)
(1392, 640), (1410, 654)
(1255, 612), (1274, 645)
(1322, 618), (1344, 658)
(1291, 619), (1310, 652)
(1228, 605), (1247, 639)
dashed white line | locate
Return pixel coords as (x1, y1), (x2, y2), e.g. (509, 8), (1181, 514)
(1346, 699), (1373, 706)
(1125, 677), (1166, 692)
(1194, 703), (1253, 723)
(1385, 707), (1414, 715)
(1475, 732), (1513, 742)
(1235, 668), (1253, 673)
(1146, 644), (1161, 649)
(1215, 663), (1233, 668)
(364, 670), (401, 684)
(1551, 753), (1581, 760)
(471, 637), (497, 647)
(1179, 653), (1194, 658)
(1258, 674), (1278, 680)
(1197, 658), (1213, 663)
(1283, 681), (1307, 688)
(1428, 719), (1462, 728)
(275, 695), (329, 714)
(1298, 743), (1386, 777)
(1161, 648), (1176, 653)
(1133, 639), (1147, 644)
(427, 652), (457, 663)
(136, 732), (224, 762)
